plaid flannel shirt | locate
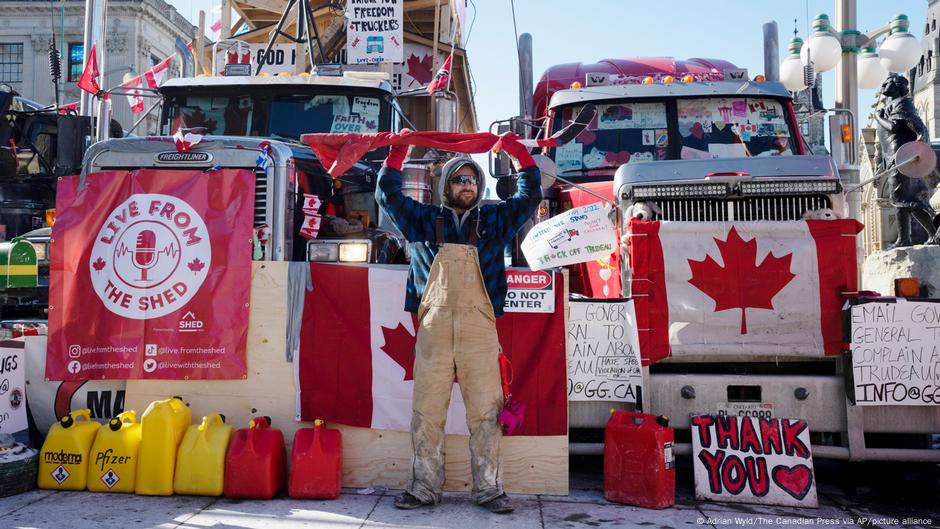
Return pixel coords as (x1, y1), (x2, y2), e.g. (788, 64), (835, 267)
(375, 165), (542, 317)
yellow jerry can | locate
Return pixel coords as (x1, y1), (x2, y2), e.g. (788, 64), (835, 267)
(37, 409), (99, 490)
(135, 397), (191, 496)
(87, 411), (141, 493)
(174, 414), (234, 496)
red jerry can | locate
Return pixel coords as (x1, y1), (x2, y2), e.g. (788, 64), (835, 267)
(223, 416), (286, 499)
(288, 419), (342, 499)
(604, 411), (675, 509)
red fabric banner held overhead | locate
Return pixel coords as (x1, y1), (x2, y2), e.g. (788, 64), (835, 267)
(47, 169), (255, 380)
(302, 131), (516, 177)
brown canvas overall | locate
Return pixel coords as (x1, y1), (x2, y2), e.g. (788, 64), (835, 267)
(407, 228), (504, 504)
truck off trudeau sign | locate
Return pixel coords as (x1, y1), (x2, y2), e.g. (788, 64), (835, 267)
(47, 169), (254, 380)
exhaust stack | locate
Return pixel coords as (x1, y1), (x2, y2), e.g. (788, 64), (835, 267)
(763, 21), (779, 82)
(81, 0), (108, 137)
(518, 33), (534, 131)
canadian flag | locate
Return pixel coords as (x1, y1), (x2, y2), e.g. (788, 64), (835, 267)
(297, 264), (568, 436)
(77, 43), (101, 95)
(628, 219), (862, 364)
(121, 56), (172, 113)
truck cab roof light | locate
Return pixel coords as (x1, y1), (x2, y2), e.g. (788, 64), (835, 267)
(681, 74), (695, 83)
(642, 76), (655, 84)
(662, 75), (675, 84)
(754, 74), (766, 82)
(570, 81), (582, 89)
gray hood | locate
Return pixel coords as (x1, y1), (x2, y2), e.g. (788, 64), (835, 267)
(439, 156), (486, 213)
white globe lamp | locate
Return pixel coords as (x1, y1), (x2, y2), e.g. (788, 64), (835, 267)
(800, 15), (842, 73)
(857, 47), (889, 89)
(879, 15), (922, 73)
(780, 38), (808, 91)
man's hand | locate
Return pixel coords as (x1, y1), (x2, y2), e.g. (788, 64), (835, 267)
(497, 132), (536, 170)
(385, 128), (413, 171)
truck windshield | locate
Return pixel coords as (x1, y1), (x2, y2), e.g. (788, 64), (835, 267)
(163, 91), (387, 141)
(552, 96), (797, 177)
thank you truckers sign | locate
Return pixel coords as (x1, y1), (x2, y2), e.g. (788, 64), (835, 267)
(346, 0), (404, 64)
(47, 169), (255, 380)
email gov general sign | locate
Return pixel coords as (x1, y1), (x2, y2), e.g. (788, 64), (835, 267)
(48, 169), (255, 380)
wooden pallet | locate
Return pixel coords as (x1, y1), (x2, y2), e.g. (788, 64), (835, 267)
(125, 261), (568, 495)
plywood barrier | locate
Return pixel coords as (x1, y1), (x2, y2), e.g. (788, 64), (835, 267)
(125, 261), (569, 495)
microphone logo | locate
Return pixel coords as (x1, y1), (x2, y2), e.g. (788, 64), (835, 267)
(89, 194), (212, 320)
(133, 230), (158, 281)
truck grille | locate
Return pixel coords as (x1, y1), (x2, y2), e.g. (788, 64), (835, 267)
(254, 170), (268, 226)
(656, 195), (831, 222)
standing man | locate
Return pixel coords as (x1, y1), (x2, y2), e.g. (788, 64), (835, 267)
(375, 136), (541, 514)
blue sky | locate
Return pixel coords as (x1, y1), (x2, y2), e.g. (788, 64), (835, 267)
(464, 0), (928, 133)
(168, 0), (930, 131)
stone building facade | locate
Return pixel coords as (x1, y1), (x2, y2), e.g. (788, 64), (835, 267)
(0, 0), (194, 134)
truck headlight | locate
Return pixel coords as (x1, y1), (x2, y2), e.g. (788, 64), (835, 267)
(339, 242), (370, 262)
(307, 242), (339, 262)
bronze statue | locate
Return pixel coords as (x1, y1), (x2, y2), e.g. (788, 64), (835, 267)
(874, 74), (939, 247)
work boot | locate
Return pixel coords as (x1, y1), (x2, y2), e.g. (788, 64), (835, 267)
(479, 493), (514, 514)
(394, 491), (432, 510)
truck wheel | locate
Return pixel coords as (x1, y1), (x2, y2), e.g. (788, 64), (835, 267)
(0, 442), (39, 497)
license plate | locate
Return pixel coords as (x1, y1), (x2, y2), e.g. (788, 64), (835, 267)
(716, 402), (774, 419)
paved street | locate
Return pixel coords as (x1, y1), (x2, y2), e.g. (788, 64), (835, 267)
(0, 457), (936, 529)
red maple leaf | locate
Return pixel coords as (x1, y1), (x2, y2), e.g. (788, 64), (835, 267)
(187, 258), (205, 272)
(687, 226), (795, 334)
(380, 313), (419, 381)
(406, 53), (434, 85)
(92, 257), (106, 271)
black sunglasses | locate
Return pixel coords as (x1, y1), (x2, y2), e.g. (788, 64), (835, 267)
(449, 174), (478, 186)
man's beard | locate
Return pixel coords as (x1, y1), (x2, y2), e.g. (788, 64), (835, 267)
(448, 190), (477, 209)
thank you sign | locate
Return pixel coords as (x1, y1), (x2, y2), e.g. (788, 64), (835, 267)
(691, 415), (818, 507)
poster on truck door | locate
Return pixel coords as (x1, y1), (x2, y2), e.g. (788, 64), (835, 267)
(47, 169), (255, 380)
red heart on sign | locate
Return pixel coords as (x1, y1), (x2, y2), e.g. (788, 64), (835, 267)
(771, 464), (814, 501)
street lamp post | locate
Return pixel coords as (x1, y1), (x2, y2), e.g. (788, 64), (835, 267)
(778, 4), (923, 225)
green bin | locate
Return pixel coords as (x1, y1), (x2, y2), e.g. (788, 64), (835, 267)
(0, 237), (37, 288)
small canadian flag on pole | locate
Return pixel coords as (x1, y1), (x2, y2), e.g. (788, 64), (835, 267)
(122, 56), (173, 114)
(426, 54), (452, 94)
(77, 43), (101, 95)
(301, 194), (322, 214)
(299, 214), (322, 239)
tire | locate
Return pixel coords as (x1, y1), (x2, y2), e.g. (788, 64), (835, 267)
(0, 444), (38, 497)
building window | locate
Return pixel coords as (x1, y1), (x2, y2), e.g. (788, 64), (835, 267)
(0, 43), (23, 83)
(68, 43), (84, 82)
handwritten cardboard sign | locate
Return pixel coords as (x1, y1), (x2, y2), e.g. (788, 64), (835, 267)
(521, 202), (616, 271)
(346, 0), (404, 64)
(566, 301), (642, 402)
(849, 299), (940, 406)
(0, 340), (28, 434)
(691, 415), (818, 507)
